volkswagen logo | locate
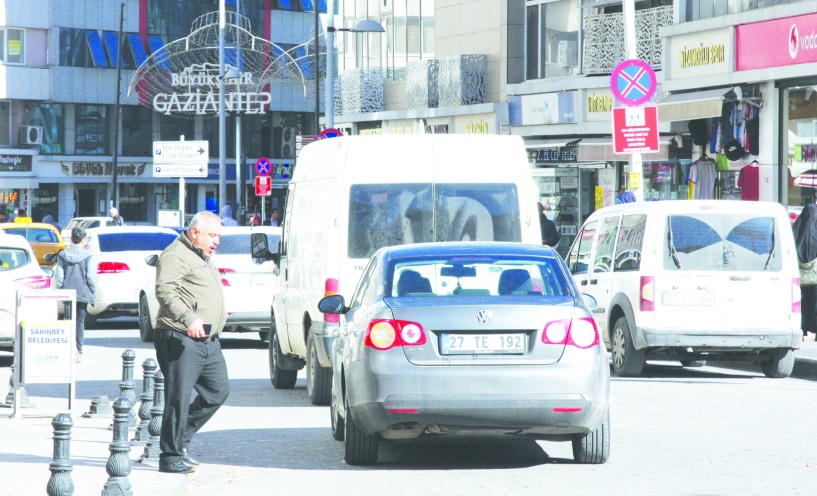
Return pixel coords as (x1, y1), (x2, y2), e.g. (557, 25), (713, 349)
(475, 309), (492, 325)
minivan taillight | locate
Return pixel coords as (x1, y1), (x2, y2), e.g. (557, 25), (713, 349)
(365, 319), (426, 350)
(541, 317), (600, 348)
(640, 276), (655, 311)
(792, 278), (802, 313)
(324, 278), (339, 323)
(15, 274), (51, 289)
(98, 262), (130, 274)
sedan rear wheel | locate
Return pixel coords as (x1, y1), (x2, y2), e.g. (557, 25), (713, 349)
(269, 316), (297, 389)
(611, 316), (645, 377)
(344, 390), (378, 465)
(330, 383), (344, 441)
(138, 293), (154, 342)
(680, 359), (706, 368)
(84, 312), (98, 330)
(572, 411), (610, 464)
(306, 334), (332, 406)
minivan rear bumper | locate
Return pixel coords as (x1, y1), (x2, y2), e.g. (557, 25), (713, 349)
(636, 328), (802, 350)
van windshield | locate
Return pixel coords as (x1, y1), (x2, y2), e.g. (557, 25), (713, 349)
(663, 214), (781, 271)
(348, 183), (521, 259)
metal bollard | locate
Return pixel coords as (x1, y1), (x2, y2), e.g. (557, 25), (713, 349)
(115, 350), (138, 429)
(2, 362), (33, 408)
(139, 368), (163, 464)
(131, 358), (157, 445)
(82, 395), (113, 418)
(46, 413), (74, 496)
(101, 397), (133, 496)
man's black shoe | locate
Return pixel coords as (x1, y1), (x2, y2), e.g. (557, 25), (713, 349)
(182, 448), (200, 466)
(158, 461), (197, 474)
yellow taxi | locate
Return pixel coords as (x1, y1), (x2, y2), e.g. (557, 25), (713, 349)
(0, 219), (65, 268)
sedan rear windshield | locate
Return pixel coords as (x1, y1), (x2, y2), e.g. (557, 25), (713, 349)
(97, 232), (178, 252)
(217, 233), (281, 255)
(0, 247), (31, 269)
(349, 183), (522, 259)
(664, 214), (782, 271)
(388, 255), (570, 298)
(4, 228), (59, 243)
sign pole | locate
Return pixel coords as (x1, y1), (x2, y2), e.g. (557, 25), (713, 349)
(623, 0), (643, 201)
(179, 135), (185, 223)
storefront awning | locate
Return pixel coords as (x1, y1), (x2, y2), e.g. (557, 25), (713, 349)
(656, 88), (736, 122)
(0, 177), (39, 189)
(576, 137), (676, 162)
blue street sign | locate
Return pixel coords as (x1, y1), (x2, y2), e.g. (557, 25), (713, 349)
(256, 157), (271, 176)
(610, 59), (657, 107)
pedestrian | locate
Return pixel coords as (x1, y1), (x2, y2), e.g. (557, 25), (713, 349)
(153, 211), (229, 474)
(795, 203), (817, 341)
(55, 227), (97, 363)
(250, 214), (261, 226)
(8, 208), (18, 222)
(109, 207), (125, 226)
(615, 191), (637, 203)
(538, 202), (560, 248)
(42, 213), (60, 231)
(220, 204), (237, 226)
(268, 208), (280, 226)
(0, 210), (7, 223)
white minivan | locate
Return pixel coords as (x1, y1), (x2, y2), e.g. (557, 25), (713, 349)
(564, 200), (801, 378)
(252, 134), (542, 404)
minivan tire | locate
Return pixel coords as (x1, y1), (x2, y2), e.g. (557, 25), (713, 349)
(760, 349), (794, 378)
(572, 411), (610, 464)
(269, 326), (298, 389)
(307, 334), (332, 406)
(611, 316), (646, 377)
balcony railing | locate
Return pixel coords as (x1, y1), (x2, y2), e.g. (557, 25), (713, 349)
(582, 6), (672, 75)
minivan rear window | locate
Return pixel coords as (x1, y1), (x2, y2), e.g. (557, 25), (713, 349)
(664, 214), (781, 271)
(348, 183), (521, 259)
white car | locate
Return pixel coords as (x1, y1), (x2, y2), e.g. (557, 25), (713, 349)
(0, 232), (53, 351)
(61, 217), (114, 244)
(84, 226), (179, 328)
(139, 226), (282, 342)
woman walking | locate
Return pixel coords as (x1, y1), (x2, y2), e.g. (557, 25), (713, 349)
(794, 204), (817, 341)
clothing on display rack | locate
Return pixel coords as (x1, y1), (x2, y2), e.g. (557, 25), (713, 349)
(689, 154), (717, 200)
(738, 160), (760, 201)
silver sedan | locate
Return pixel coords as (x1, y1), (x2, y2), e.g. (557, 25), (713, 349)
(319, 242), (610, 466)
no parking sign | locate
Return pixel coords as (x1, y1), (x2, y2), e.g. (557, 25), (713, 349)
(610, 59), (657, 106)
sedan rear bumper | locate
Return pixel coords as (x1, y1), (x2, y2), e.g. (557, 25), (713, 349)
(225, 311), (269, 330)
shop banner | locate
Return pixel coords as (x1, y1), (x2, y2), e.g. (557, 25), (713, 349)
(736, 12), (817, 71)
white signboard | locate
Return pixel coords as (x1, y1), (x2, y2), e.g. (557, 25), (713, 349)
(153, 163), (208, 177)
(153, 140), (209, 164)
(22, 321), (73, 384)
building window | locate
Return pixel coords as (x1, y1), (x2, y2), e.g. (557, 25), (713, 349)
(122, 106), (153, 156)
(59, 28), (141, 69)
(75, 105), (108, 155)
(525, 0), (579, 80)
(0, 101), (10, 146)
(118, 183), (148, 223)
(0, 28), (26, 65)
(25, 103), (64, 155)
(59, 28), (92, 67)
(160, 114), (195, 142)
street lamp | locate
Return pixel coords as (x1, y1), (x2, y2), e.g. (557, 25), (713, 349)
(325, 12), (385, 129)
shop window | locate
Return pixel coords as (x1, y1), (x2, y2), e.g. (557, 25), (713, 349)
(25, 103), (64, 155)
(75, 105), (108, 155)
(0, 28), (26, 65)
(31, 184), (60, 224)
(122, 106), (153, 157)
(118, 183), (148, 223)
(0, 101), (10, 146)
(159, 114), (194, 142)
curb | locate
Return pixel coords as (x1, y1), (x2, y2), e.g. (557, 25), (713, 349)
(707, 355), (817, 381)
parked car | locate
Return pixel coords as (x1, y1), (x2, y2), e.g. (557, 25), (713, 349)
(564, 200), (801, 378)
(0, 222), (65, 268)
(139, 226), (282, 342)
(61, 217), (113, 244)
(83, 226), (179, 329)
(0, 232), (53, 351)
(318, 242), (609, 466)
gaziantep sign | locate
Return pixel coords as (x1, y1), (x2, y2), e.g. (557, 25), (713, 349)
(152, 63), (272, 115)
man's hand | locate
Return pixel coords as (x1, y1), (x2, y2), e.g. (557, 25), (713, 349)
(187, 318), (207, 339)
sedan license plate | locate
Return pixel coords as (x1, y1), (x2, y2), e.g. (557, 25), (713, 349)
(251, 273), (273, 286)
(440, 333), (526, 355)
(661, 292), (715, 306)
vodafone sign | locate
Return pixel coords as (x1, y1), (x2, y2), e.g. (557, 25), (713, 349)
(736, 13), (817, 71)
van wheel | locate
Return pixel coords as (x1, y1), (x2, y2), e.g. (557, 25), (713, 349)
(138, 294), (154, 342)
(611, 316), (645, 377)
(344, 389), (378, 465)
(306, 334), (332, 406)
(572, 410), (610, 464)
(680, 359), (706, 368)
(760, 349), (794, 378)
(269, 319), (297, 389)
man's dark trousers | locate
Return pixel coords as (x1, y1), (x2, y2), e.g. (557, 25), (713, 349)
(154, 330), (230, 465)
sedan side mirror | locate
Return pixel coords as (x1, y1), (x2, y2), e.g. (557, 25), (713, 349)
(318, 294), (348, 314)
(145, 254), (159, 267)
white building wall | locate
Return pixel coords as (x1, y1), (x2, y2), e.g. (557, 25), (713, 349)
(1, 0), (52, 29)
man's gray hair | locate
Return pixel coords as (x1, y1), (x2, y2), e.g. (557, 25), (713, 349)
(188, 210), (221, 231)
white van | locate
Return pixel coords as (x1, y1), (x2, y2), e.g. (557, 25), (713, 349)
(252, 134), (542, 404)
(564, 200), (801, 378)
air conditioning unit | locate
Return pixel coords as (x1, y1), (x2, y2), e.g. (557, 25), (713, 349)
(279, 127), (297, 159)
(19, 126), (43, 145)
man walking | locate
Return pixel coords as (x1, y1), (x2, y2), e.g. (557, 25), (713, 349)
(55, 227), (97, 363)
(109, 207), (125, 226)
(153, 211), (229, 474)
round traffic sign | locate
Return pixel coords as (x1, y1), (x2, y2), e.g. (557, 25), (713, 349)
(256, 157), (271, 176)
(610, 59), (656, 106)
(318, 128), (344, 139)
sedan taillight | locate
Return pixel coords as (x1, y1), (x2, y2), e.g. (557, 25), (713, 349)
(15, 274), (52, 289)
(218, 268), (235, 286)
(98, 262), (130, 274)
(541, 317), (600, 349)
(365, 319), (426, 350)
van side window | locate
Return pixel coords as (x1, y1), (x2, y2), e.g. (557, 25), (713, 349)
(593, 216), (621, 273)
(614, 214), (647, 271)
(566, 220), (597, 275)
